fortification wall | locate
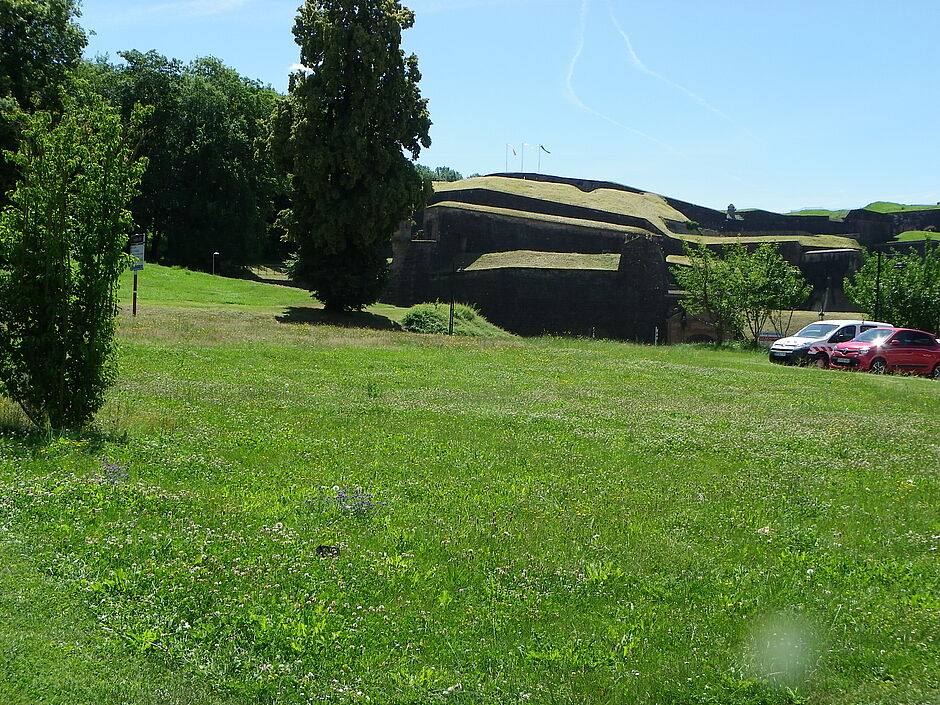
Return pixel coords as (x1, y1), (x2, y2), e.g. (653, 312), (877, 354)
(799, 249), (864, 312)
(891, 209), (940, 234)
(423, 207), (639, 265)
(416, 237), (667, 341)
(744, 210), (850, 235)
(662, 197), (730, 231)
(384, 239), (436, 307)
(840, 209), (893, 245)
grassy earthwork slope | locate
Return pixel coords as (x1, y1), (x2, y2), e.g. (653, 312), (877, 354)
(0, 265), (936, 704)
(432, 177), (862, 251)
(433, 176), (688, 234)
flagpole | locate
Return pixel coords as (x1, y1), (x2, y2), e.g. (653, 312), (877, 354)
(505, 143), (508, 172)
(520, 140), (525, 173)
(538, 147), (541, 173)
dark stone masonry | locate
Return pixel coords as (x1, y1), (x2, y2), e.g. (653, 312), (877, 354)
(384, 174), (932, 342)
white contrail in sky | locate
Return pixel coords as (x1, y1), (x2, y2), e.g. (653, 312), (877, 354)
(605, 0), (731, 122)
(564, 0), (679, 153)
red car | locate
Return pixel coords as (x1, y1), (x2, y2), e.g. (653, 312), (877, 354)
(830, 327), (940, 378)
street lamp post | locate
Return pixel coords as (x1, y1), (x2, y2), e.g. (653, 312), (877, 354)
(212, 251), (220, 275)
(448, 264), (463, 335)
(874, 251), (882, 321)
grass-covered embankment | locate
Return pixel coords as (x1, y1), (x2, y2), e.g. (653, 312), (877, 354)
(0, 265), (936, 705)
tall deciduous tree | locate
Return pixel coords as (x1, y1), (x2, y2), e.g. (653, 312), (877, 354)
(844, 244), (940, 333)
(671, 242), (810, 344)
(272, 0), (431, 310)
(0, 0), (86, 201)
(0, 101), (147, 428)
(83, 52), (286, 269)
(725, 243), (810, 343)
(671, 243), (741, 343)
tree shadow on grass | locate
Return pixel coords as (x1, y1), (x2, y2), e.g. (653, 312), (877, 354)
(276, 306), (402, 331)
(235, 266), (306, 289)
(0, 405), (129, 453)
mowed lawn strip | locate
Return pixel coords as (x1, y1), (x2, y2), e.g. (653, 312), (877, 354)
(0, 265), (936, 704)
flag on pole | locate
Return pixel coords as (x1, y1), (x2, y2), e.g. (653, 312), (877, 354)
(507, 143), (517, 156)
(540, 145), (551, 154)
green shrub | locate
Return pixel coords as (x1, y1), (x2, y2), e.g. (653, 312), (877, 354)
(401, 303), (449, 334)
(0, 102), (148, 429)
(400, 302), (512, 338)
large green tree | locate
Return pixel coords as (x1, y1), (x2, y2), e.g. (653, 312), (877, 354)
(272, 0), (431, 310)
(844, 244), (940, 333)
(415, 164), (462, 182)
(0, 0), (86, 200)
(671, 242), (810, 344)
(670, 243), (741, 343)
(0, 101), (147, 428)
(83, 52), (286, 269)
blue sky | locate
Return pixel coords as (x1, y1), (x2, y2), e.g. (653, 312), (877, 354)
(81, 0), (940, 212)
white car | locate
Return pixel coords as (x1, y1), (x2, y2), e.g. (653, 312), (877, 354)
(768, 319), (892, 367)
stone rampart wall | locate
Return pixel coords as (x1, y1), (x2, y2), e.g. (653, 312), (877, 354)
(799, 249), (864, 312)
(423, 207), (639, 266)
(414, 237), (668, 341)
(891, 210), (940, 234)
(384, 239), (436, 307)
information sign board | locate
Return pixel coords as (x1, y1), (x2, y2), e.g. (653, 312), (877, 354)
(129, 233), (146, 271)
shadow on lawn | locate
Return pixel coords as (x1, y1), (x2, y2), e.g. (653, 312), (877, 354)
(276, 306), (402, 331)
(0, 414), (129, 452)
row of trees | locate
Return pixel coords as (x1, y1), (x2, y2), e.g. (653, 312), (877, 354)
(80, 51), (288, 269)
(672, 240), (940, 345)
(0, 0), (440, 427)
(4, 0), (458, 279)
(845, 244), (940, 334)
(671, 243), (810, 344)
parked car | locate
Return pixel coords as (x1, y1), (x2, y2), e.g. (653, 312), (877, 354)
(829, 327), (940, 378)
(768, 319), (892, 367)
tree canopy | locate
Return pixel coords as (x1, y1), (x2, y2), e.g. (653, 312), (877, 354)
(272, 0), (431, 310)
(0, 101), (147, 428)
(415, 164), (463, 182)
(0, 0), (86, 200)
(671, 242), (810, 344)
(844, 245), (940, 333)
(0, 0), (85, 110)
(84, 51), (286, 270)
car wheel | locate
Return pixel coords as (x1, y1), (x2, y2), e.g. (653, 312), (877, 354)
(814, 354), (828, 368)
(869, 358), (887, 375)
(931, 364), (940, 380)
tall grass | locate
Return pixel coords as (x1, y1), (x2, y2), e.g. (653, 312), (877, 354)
(0, 266), (935, 704)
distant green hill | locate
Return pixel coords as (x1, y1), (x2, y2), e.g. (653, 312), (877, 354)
(787, 202), (940, 218)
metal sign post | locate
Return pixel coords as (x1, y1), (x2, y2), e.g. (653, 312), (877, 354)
(129, 233), (146, 317)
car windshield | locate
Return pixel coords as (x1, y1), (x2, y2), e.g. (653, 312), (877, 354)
(854, 328), (894, 343)
(794, 323), (838, 338)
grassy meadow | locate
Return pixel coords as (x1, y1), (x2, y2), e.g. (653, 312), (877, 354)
(0, 266), (937, 705)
